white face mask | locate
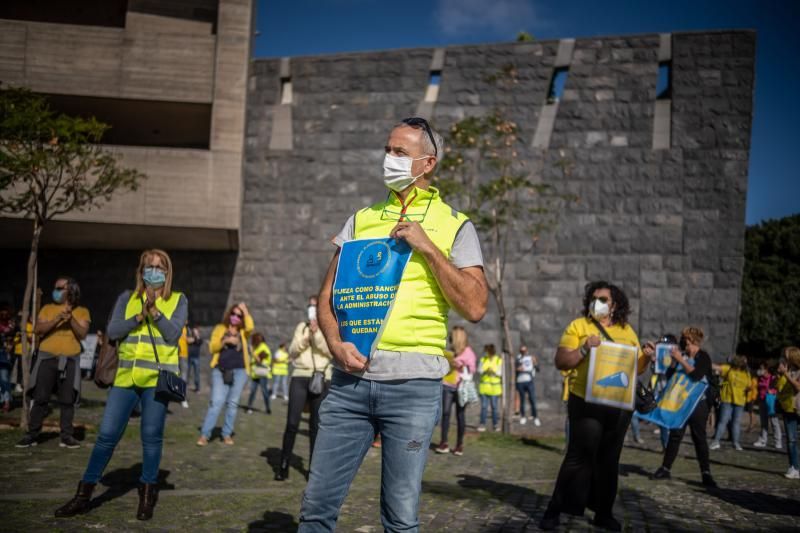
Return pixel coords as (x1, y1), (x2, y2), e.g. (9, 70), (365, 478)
(590, 298), (611, 320)
(382, 153), (429, 192)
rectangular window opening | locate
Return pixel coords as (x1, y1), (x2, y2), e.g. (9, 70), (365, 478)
(656, 61), (672, 100)
(280, 78), (293, 105)
(547, 67), (569, 104)
(424, 70), (442, 103)
(43, 93), (211, 149)
(0, 0), (128, 28)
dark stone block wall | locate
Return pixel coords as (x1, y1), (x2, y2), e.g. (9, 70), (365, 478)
(237, 30), (755, 407)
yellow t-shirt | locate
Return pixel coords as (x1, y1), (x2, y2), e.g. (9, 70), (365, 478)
(37, 303), (90, 357)
(719, 364), (751, 406)
(442, 350), (458, 387)
(777, 372), (799, 413)
(746, 376), (758, 403)
(178, 326), (189, 358)
(559, 317), (641, 399)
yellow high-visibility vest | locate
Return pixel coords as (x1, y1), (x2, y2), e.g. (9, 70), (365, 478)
(479, 354), (503, 396)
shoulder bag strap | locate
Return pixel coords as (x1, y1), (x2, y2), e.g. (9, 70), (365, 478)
(141, 297), (162, 370)
(589, 316), (616, 343)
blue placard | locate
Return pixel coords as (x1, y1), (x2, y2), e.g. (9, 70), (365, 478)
(636, 367), (708, 429)
(654, 343), (675, 374)
(332, 238), (413, 358)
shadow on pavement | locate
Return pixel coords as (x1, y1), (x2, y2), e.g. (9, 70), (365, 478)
(423, 474), (541, 519)
(688, 482), (800, 516)
(248, 511), (299, 532)
(89, 464), (173, 510)
(261, 447), (307, 479)
(521, 438), (562, 455)
(618, 462), (652, 478)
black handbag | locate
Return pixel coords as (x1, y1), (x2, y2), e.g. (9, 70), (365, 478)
(144, 314), (186, 403)
(307, 338), (327, 396)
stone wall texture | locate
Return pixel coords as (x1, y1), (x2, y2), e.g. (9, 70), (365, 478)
(235, 30), (755, 406)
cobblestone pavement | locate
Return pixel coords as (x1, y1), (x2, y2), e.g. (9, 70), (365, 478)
(2, 379), (798, 532)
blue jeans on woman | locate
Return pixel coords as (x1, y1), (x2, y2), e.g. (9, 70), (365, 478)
(247, 376), (271, 412)
(516, 380), (537, 418)
(200, 368), (248, 439)
(188, 356), (201, 391)
(272, 374), (288, 398)
(83, 386), (167, 484)
(784, 413), (799, 469)
(299, 370), (441, 532)
(0, 366), (11, 403)
(480, 394), (499, 428)
(713, 402), (744, 447)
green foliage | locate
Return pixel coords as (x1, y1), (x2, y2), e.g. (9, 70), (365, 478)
(516, 31), (535, 42)
(738, 214), (800, 357)
(0, 86), (144, 222)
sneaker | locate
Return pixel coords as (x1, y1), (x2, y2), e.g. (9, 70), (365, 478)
(494, 426), (502, 432)
(775, 442), (783, 450)
(785, 466), (800, 480)
(452, 445), (464, 456)
(753, 437), (767, 448)
(634, 436), (645, 444)
(246, 409), (254, 414)
(734, 443), (743, 451)
(592, 514), (622, 532)
(181, 400), (189, 409)
(477, 425), (486, 433)
(14, 384), (23, 393)
(533, 417), (541, 427)
(59, 436), (81, 449)
(709, 441), (720, 450)
(196, 436), (209, 447)
(15, 434), (38, 448)
(435, 442), (450, 454)
(652, 466), (671, 480)
(223, 436), (234, 445)
(520, 417), (527, 425)
(702, 471), (718, 488)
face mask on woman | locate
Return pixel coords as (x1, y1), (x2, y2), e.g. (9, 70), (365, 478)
(229, 314), (242, 326)
(589, 298), (610, 320)
(142, 267), (166, 288)
(52, 289), (64, 304)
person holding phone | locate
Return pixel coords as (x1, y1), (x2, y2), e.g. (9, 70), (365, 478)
(17, 277), (90, 450)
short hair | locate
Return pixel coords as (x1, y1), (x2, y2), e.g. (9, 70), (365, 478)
(393, 120), (444, 159)
(581, 281), (631, 326)
(680, 326), (705, 347)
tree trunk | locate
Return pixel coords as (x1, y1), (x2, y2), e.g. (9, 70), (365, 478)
(493, 284), (515, 434)
(19, 221), (42, 431)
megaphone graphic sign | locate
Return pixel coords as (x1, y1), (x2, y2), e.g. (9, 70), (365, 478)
(596, 371), (629, 388)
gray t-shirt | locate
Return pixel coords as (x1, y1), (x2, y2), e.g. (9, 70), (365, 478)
(332, 214), (484, 381)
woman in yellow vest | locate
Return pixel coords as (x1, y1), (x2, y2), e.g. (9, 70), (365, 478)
(478, 344), (503, 432)
(540, 281), (648, 531)
(55, 249), (187, 521)
(776, 346), (800, 479)
(197, 302), (254, 446)
(246, 331), (272, 414)
(710, 355), (752, 450)
(271, 342), (290, 400)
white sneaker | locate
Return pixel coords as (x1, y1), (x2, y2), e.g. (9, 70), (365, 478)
(775, 443), (783, 450)
(477, 425), (486, 433)
(634, 436), (645, 444)
(14, 384), (22, 393)
(181, 401), (189, 409)
(734, 443), (743, 451)
(533, 418), (541, 427)
(494, 426), (502, 432)
(785, 466), (800, 480)
(246, 409), (254, 414)
(709, 441), (721, 450)
(520, 417), (527, 425)
(270, 394), (277, 400)
(753, 438), (767, 448)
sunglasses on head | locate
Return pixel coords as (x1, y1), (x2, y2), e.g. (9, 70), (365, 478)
(401, 117), (437, 157)
(232, 313), (244, 318)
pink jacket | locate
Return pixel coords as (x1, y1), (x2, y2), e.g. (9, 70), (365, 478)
(452, 346), (477, 387)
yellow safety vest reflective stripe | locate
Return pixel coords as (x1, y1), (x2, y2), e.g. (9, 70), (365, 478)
(115, 291), (182, 388)
(352, 186), (469, 356)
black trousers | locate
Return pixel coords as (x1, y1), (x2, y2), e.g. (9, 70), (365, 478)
(440, 386), (466, 446)
(547, 394), (631, 518)
(662, 399), (711, 473)
(280, 376), (329, 464)
(29, 357), (77, 439)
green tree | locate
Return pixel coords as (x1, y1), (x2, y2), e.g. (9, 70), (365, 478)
(516, 31), (535, 42)
(0, 86), (145, 429)
(437, 110), (573, 433)
(738, 214), (800, 358)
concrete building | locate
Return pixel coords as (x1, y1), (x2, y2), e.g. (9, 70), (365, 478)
(0, 4), (755, 404)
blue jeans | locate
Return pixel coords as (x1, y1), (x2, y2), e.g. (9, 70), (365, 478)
(516, 380), (537, 418)
(83, 386), (167, 484)
(480, 394), (499, 427)
(713, 402), (744, 446)
(0, 366), (11, 403)
(188, 356), (200, 390)
(248, 376), (271, 411)
(273, 374), (288, 397)
(784, 413), (799, 469)
(200, 368), (248, 438)
(299, 370), (441, 532)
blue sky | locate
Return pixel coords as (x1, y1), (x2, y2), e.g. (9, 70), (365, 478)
(254, 0), (799, 226)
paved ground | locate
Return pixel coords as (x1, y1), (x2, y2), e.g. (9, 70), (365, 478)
(1, 376), (798, 532)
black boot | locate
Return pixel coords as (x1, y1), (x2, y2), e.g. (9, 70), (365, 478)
(136, 483), (159, 520)
(54, 481), (95, 517)
(274, 458), (290, 481)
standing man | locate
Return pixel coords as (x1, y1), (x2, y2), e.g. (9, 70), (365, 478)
(299, 117), (488, 531)
(516, 345), (541, 426)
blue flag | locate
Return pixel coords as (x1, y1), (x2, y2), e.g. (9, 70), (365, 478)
(332, 238), (413, 358)
(636, 369), (708, 429)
